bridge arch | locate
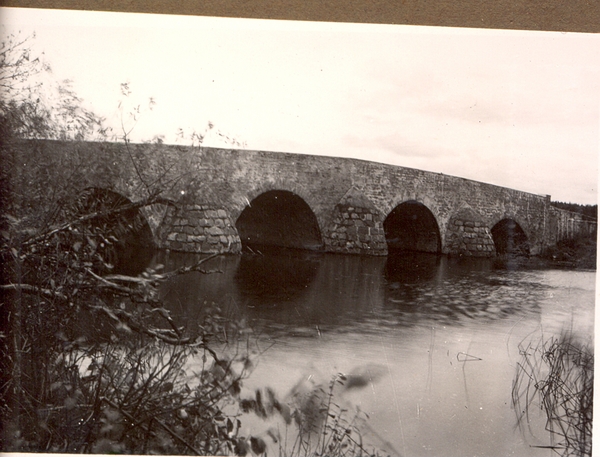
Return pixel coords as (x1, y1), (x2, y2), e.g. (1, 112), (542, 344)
(490, 218), (530, 255)
(72, 187), (155, 272)
(235, 189), (323, 251)
(383, 200), (441, 254)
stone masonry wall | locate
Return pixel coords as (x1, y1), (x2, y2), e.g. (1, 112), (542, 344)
(159, 205), (241, 254)
(445, 221), (496, 257)
(15, 140), (593, 256)
(444, 207), (496, 257)
(324, 203), (387, 255)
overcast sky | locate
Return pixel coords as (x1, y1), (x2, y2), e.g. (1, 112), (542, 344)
(2, 7), (599, 204)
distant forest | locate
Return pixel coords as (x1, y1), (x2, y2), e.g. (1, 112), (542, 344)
(551, 201), (597, 221)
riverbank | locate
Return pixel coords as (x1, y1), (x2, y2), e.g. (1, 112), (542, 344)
(491, 234), (597, 271)
(541, 234), (597, 270)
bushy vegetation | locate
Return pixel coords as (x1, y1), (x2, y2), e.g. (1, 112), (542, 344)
(540, 233), (597, 269)
(0, 179), (254, 453)
(512, 332), (593, 456)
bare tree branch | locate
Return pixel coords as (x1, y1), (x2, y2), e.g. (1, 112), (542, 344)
(16, 195), (174, 249)
(0, 283), (67, 300)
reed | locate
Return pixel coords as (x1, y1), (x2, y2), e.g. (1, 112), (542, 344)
(512, 331), (593, 456)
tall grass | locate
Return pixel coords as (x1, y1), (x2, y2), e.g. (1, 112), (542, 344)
(512, 332), (593, 456)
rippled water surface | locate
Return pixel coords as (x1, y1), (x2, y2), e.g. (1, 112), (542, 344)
(155, 250), (595, 457)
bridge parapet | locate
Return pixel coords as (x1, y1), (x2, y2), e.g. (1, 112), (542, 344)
(550, 207), (597, 242)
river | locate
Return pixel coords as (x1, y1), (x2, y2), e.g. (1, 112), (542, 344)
(151, 249), (595, 457)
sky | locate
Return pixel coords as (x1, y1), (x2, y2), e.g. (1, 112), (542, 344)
(1, 7), (599, 204)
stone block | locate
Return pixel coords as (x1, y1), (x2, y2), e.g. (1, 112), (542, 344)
(217, 209), (227, 218)
(207, 226), (224, 236)
(357, 226), (369, 236)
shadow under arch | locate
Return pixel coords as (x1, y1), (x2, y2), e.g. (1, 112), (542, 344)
(73, 187), (155, 274)
(385, 251), (442, 285)
(235, 190), (323, 252)
(383, 200), (441, 254)
(491, 218), (530, 255)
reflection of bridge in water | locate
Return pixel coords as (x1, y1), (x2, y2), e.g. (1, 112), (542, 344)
(155, 250), (545, 336)
(16, 140), (596, 258)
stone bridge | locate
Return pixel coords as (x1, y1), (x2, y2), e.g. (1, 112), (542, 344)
(13, 140), (597, 257)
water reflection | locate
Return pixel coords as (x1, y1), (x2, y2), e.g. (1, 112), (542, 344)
(155, 250), (550, 337)
(385, 251), (442, 284)
(383, 254), (545, 327)
(235, 248), (320, 305)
